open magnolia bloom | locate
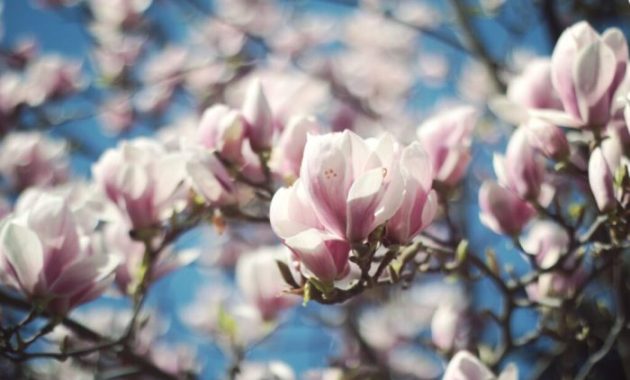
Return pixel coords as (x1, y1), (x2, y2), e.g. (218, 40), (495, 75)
(298, 130), (404, 242)
(533, 22), (628, 128)
(0, 194), (119, 314)
(0, 131), (69, 191)
(270, 179), (351, 283)
(92, 138), (188, 229)
(271, 130), (437, 285)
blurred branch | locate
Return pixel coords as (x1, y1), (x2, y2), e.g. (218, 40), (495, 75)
(541, 0), (562, 44)
(450, 0), (506, 93)
(0, 288), (178, 380)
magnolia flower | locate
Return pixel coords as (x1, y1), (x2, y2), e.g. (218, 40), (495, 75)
(521, 221), (585, 300)
(299, 130), (403, 242)
(443, 351), (517, 380)
(268, 115), (320, 183)
(270, 180), (350, 283)
(524, 119), (570, 160)
(0, 131), (69, 191)
(521, 221), (569, 269)
(14, 182), (119, 234)
(526, 270), (586, 302)
(23, 55), (84, 106)
(197, 104), (246, 162)
(242, 80), (274, 152)
(493, 127), (545, 200)
(235, 247), (298, 320)
(492, 58), (562, 125)
(417, 106), (478, 186)
(186, 148), (250, 207)
(538, 21), (628, 128)
(588, 132), (624, 211)
(92, 139), (187, 228)
(523, 222), (585, 302)
(386, 142), (438, 244)
(0, 195), (119, 314)
(479, 181), (536, 236)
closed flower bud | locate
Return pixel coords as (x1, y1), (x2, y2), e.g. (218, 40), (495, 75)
(242, 80), (274, 152)
(524, 119), (570, 160)
(494, 127), (545, 200)
(417, 106), (478, 186)
(198, 104), (245, 162)
(268, 115), (320, 183)
(386, 143), (438, 244)
(479, 181), (536, 236)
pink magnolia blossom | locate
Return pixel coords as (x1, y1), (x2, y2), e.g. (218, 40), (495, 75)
(521, 221), (570, 269)
(493, 58), (562, 125)
(524, 119), (570, 160)
(0, 194), (119, 314)
(588, 132), (623, 211)
(479, 181), (536, 236)
(24, 55), (84, 106)
(542, 21), (628, 128)
(242, 80), (274, 152)
(417, 106), (478, 186)
(235, 247), (299, 321)
(270, 180), (350, 283)
(386, 142), (438, 244)
(299, 131), (403, 242)
(186, 148), (250, 207)
(0, 131), (69, 191)
(230, 68), (329, 129)
(523, 222), (585, 302)
(493, 127), (546, 200)
(268, 115), (320, 183)
(92, 139), (187, 229)
(443, 351), (517, 380)
(150, 343), (198, 378)
(14, 182), (119, 235)
(197, 104), (246, 162)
